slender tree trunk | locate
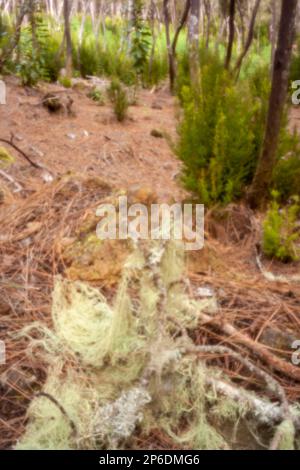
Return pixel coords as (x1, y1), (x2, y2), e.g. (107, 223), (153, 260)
(77, 0), (89, 71)
(234, 0), (261, 78)
(163, 0), (176, 92)
(64, 0), (73, 78)
(188, 0), (200, 86)
(0, 1), (28, 70)
(270, 0), (278, 76)
(163, 0), (191, 92)
(248, 0), (298, 209)
(149, 0), (157, 80)
(224, 0), (235, 69)
(236, 0), (246, 48)
(203, 0), (211, 49)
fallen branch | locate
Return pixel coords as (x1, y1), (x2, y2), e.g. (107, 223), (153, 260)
(0, 134), (41, 169)
(206, 376), (300, 430)
(184, 344), (288, 409)
(255, 247), (300, 283)
(197, 308), (300, 382)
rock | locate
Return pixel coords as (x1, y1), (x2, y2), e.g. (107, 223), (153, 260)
(163, 162), (173, 170)
(66, 133), (76, 140)
(43, 93), (74, 115)
(150, 129), (164, 138)
(260, 327), (298, 351)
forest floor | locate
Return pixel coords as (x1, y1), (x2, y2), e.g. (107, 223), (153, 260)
(0, 76), (183, 201)
(1, 78), (300, 449)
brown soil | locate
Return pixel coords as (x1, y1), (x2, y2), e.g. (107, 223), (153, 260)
(0, 76), (183, 201)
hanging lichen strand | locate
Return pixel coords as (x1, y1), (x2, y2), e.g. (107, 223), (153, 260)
(15, 239), (300, 450)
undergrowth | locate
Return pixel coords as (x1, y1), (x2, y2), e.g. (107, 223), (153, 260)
(107, 79), (129, 122)
(176, 49), (300, 206)
(262, 192), (300, 262)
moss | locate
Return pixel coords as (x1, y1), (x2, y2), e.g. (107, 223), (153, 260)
(274, 419), (295, 450)
(0, 147), (14, 167)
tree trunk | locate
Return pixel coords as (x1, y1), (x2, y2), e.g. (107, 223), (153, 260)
(188, 0), (200, 86)
(0, 1), (28, 70)
(270, 0), (278, 76)
(63, 0), (73, 78)
(163, 0), (191, 93)
(163, 0), (176, 92)
(248, 0), (298, 209)
(234, 0), (261, 78)
(224, 0), (235, 69)
(203, 0), (211, 49)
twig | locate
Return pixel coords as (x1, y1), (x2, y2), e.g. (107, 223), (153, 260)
(205, 376), (300, 430)
(255, 246), (300, 283)
(35, 392), (77, 439)
(0, 169), (23, 192)
(196, 307), (300, 382)
(183, 344), (288, 409)
(0, 134), (41, 169)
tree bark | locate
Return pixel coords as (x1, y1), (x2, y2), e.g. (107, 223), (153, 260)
(63, 0), (73, 78)
(163, 0), (191, 92)
(224, 0), (235, 69)
(248, 0), (298, 209)
(234, 0), (261, 78)
(188, 0), (200, 86)
(270, 0), (278, 76)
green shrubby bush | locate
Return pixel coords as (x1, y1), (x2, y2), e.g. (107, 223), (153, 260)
(107, 78), (129, 122)
(262, 192), (300, 262)
(1, 15), (169, 87)
(177, 50), (264, 205)
(87, 87), (105, 105)
(176, 48), (300, 206)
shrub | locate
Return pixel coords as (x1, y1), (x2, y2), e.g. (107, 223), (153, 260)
(262, 192), (300, 262)
(16, 15), (51, 86)
(177, 52), (263, 205)
(17, 48), (49, 86)
(177, 51), (300, 207)
(107, 79), (129, 122)
(272, 133), (300, 201)
(87, 87), (105, 105)
(58, 75), (72, 88)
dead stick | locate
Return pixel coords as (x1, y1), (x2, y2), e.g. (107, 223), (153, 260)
(197, 309), (300, 382)
(0, 134), (41, 169)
